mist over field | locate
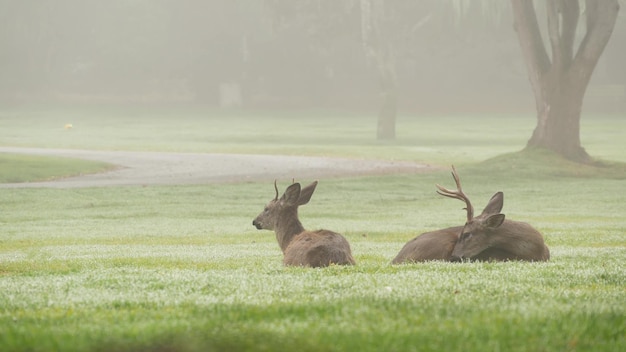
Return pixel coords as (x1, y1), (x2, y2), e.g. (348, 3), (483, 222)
(0, 0), (624, 114)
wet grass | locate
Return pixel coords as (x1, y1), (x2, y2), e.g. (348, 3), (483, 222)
(475, 147), (626, 179)
(0, 106), (625, 351)
(0, 153), (112, 183)
(1, 170), (625, 351)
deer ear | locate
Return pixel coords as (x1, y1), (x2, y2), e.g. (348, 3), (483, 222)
(281, 183), (301, 205)
(484, 213), (505, 229)
(481, 192), (504, 216)
(296, 181), (318, 206)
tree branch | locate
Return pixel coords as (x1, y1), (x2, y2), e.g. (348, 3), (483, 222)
(547, 0), (580, 70)
(572, 0), (619, 84)
(560, 0), (579, 67)
(510, 0), (551, 86)
(546, 0), (563, 70)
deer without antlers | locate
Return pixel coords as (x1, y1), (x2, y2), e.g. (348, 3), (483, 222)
(252, 180), (355, 267)
(437, 166), (550, 262)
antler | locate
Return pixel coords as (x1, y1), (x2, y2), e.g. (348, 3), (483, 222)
(436, 165), (474, 221)
(273, 180), (279, 200)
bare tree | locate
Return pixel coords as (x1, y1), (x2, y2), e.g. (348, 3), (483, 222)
(511, 0), (620, 162)
(360, 0), (398, 140)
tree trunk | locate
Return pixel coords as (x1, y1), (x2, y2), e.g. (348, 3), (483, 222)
(361, 0), (397, 140)
(377, 89), (397, 139)
(511, 0), (620, 162)
(527, 70), (589, 161)
(376, 45), (397, 140)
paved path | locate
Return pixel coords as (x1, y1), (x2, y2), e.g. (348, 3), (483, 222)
(0, 147), (433, 188)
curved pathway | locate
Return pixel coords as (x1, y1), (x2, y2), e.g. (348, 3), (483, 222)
(0, 147), (433, 188)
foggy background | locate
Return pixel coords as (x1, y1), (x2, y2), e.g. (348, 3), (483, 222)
(1, 0), (624, 114)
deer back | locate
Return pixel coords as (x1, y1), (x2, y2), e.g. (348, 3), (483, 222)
(284, 229), (356, 267)
(392, 226), (462, 264)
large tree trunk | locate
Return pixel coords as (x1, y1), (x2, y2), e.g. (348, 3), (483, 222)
(511, 0), (620, 162)
(361, 0), (397, 140)
(527, 69), (588, 161)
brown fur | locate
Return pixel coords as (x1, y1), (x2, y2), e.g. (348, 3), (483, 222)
(438, 166), (550, 262)
(391, 226), (461, 264)
(451, 208), (550, 262)
(252, 181), (355, 267)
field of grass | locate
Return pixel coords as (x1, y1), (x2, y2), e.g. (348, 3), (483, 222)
(2, 104), (623, 164)
(0, 153), (112, 183)
(0, 105), (625, 351)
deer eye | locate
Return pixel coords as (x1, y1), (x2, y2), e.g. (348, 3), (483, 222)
(263, 207), (269, 213)
(461, 232), (472, 241)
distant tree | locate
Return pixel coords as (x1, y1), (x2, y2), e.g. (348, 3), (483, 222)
(260, 0), (365, 108)
(0, 1), (82, 98)
(360, 0), (398, 140)
(510, 0), (620, 162)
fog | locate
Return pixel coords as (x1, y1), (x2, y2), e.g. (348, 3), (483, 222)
(0, 0), (624, 114)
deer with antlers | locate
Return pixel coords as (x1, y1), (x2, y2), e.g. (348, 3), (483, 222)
(437, 166), (550, 262)
(252, 180), (356, 267)
(393, 166), (550, 263)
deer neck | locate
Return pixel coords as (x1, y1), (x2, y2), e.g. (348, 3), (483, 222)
(274, 210), (305, 253)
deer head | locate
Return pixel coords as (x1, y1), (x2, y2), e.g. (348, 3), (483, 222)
(437, 167), (506, 261)
(253, 180), (317, 253)
(437, 166), (547, 262)
(449, 192), (506, 261)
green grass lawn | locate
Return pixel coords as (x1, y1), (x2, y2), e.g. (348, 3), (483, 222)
(0, 106), (625, 351)
(0, 153), (112, 183)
